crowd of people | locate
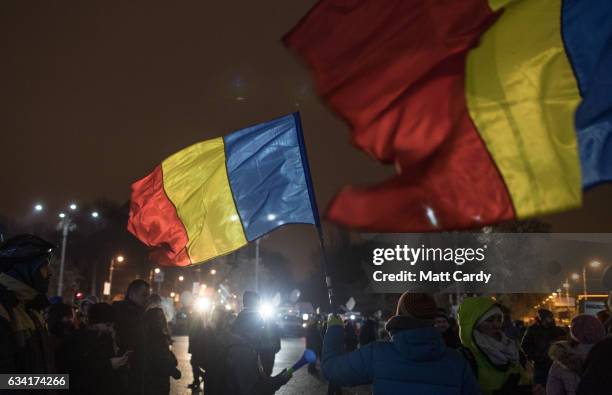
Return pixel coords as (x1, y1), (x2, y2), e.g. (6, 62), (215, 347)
(1, 233), (611, 395)
(187, 290), (289, 395)
(0, 234), (293, 395)
(319, 294), (612, 395)
(0, 234), (182, 394)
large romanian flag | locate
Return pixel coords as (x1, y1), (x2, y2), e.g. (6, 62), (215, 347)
(128, 113), (319, 266)
(285, 0), (612, 231)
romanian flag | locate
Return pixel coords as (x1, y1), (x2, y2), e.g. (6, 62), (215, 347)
(285, 0), (612, 231)
(128, 113), (319, 266)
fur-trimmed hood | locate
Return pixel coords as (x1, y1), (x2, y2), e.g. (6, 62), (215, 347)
(548, 341), (591, 375)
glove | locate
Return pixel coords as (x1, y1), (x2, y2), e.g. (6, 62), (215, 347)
(327, 314), (343, 327)
(272, 369), (292, 386)
(110, 355), (129, 370)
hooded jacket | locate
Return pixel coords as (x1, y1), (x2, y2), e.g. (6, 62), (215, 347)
(546, 341), (591, 395)
(321, 315), (480, 395)
(457, 297), (531, 395)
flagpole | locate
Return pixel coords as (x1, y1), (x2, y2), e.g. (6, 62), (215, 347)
(255, 238), (260, 293)
(293, 112), (335, 309)
(315, 225), (335, 309)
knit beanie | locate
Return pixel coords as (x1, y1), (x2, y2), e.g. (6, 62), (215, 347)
(396, 292), (437, 320)
(88, 303), (114, 324)
(570, 314), (606, 344)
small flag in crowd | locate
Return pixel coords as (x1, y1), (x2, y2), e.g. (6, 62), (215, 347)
(128, 113), (319, 266)
(284, 0), (612, 232)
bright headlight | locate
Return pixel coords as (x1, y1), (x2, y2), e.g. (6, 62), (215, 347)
(194, 297), (211, 312)
(258, 302), (275, 319)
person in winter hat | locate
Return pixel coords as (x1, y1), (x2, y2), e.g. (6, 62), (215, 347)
(112, 279), (150, 395)
(321, 292), (480, 395)
(546, 314), (605, 395)
(457, 296), (543, 395)
(232, 291), (281, 377)
(522, 309), (566, 386)
(576, 298), (612, 395)
(226, 295), (293, 395)
(435, 309), (461, 349)
(0, 234), (55, 375)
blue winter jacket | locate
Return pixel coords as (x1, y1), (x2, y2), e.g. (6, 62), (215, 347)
(322, 318), (481, 395)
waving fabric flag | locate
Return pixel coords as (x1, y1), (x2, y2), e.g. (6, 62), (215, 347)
(128, 113), (319, 266)
(284, 0), (612, 232)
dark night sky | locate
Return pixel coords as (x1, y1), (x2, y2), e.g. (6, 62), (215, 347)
(2, 1), (612, 280)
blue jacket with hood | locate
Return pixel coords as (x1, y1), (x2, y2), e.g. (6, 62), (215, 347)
(321, 315), (481, 395)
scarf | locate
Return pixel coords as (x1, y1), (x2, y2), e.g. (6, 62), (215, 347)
(473, 329), (519, 367)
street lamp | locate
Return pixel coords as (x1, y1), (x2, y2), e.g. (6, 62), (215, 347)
(35, 202), (100, 296)
(571, 273), (580, 281)
(152, 268), (163, 293)
(582, 260), (603, 301)
(107, 255), (125, 298)
(210, 269), (216, 275)
(57, 213), (74, 297)
(562, 281), (571, 305)
(173, 274), (185, 293)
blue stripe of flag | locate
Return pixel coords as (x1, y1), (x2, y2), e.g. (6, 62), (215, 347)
(562, 0), (612, 188)
(223, 113), (318, 241)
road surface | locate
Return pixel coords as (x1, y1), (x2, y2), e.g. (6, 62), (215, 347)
(170, 336), (370, 395)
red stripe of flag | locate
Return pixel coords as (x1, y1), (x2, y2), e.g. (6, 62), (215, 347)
(128, 165), (191, 266)
(284, 0), (515, 231)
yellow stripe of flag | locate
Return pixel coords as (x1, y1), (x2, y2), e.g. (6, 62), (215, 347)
(161, 137), (247, 263)
(465, 0), (582, 218)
